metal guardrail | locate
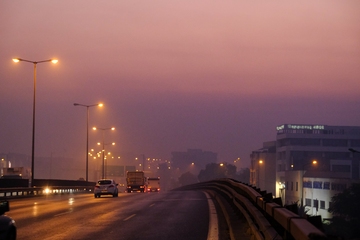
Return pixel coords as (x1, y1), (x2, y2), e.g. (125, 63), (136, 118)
(175, 178), (327, 240)
(0, 179), (96, 199)
(0, 186), (93, 199)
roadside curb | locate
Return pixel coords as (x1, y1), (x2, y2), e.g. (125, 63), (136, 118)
(206, 190), (253, 240)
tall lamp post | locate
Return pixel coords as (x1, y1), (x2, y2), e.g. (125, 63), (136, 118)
(301, 160), (317, 208)
(93, 127), (115, 179)
(101, 145), (115, 179)
(12, 58), (58, 187)
(74, 103), (103, 181)
(258, 159), (263, 189)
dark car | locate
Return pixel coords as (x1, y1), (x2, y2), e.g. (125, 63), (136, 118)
(0, 201), (16, 240)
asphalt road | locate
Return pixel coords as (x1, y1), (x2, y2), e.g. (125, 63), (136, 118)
(6, 190), (215, 240)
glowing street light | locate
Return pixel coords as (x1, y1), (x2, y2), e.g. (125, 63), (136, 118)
(93, 127), (115, 178)
(73, 102), (103, 181)
(257, 159), (264, 187)
(12, 57), (58, 187)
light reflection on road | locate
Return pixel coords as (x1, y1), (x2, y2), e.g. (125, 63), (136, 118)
(32, 202), (38, 217)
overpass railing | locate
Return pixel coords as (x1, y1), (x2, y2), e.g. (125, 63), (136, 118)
(175, 178), (327, 240)
(0, 179), (95, 199)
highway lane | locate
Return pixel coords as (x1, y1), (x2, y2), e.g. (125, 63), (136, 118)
(6, 190), (213, 240)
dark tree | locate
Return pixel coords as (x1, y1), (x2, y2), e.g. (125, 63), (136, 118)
(325, 183), (360, 239)
(198, 163), (238, 182)
(235, 168), (250, 184)
(328, 183), (360, 221)
(178, 171), (198, 186)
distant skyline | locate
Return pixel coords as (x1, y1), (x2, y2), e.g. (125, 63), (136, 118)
(1, 1), (360, 177)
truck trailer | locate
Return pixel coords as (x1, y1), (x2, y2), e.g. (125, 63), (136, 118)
(126, 171), (146, 193)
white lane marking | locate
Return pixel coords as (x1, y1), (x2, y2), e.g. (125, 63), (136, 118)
(205, 192), (219, 240)
(123, 214), (136, 221)
(149, 203), (155, 207)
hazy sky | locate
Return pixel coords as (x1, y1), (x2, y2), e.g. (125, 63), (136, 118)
(1, 1), (360, 170)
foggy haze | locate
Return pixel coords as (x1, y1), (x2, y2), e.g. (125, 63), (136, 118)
(1, 1), (360, 179)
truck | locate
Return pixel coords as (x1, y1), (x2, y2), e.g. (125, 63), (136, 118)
(147, 177), (160, 192)
(126, 171), (146, 193)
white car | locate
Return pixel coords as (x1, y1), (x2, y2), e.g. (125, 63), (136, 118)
(94, 179), (119, 198)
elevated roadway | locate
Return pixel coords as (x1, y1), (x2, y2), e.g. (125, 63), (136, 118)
(6, 190), (251, 240)
(1, 178), (327, 239)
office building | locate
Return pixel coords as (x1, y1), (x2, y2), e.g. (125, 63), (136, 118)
(251, 124), (360, 218)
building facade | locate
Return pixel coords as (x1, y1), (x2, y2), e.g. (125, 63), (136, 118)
(250, 141), (277, 197)
(251, 124), (360, 218)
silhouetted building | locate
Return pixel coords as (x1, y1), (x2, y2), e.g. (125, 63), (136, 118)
(171, 149), (217, 175)
(250, 141), (277, 197)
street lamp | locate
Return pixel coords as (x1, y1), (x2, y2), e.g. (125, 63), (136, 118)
(93, 127), (115, 179)
(73, 103), (103, 181)
(301, 160), (317, 208)
(103, 149), (115, 178)
(258, 159), (263, 188)
(12, 58), (58, 187)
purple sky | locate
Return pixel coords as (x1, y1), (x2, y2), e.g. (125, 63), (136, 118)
(1, 1), (360, 171)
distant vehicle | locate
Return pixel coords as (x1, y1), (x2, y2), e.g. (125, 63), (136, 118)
(147, 177), (160, 192)
(0, 201), (16, 240)
(94, 179), (119, 198)
(126, 171), (146, 193)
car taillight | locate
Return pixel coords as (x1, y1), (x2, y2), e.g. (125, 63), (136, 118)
(109, 184), (114, 188)
(95, 186), (100, 189)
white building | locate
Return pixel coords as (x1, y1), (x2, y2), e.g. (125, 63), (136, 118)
(251, 124), (360, 219)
